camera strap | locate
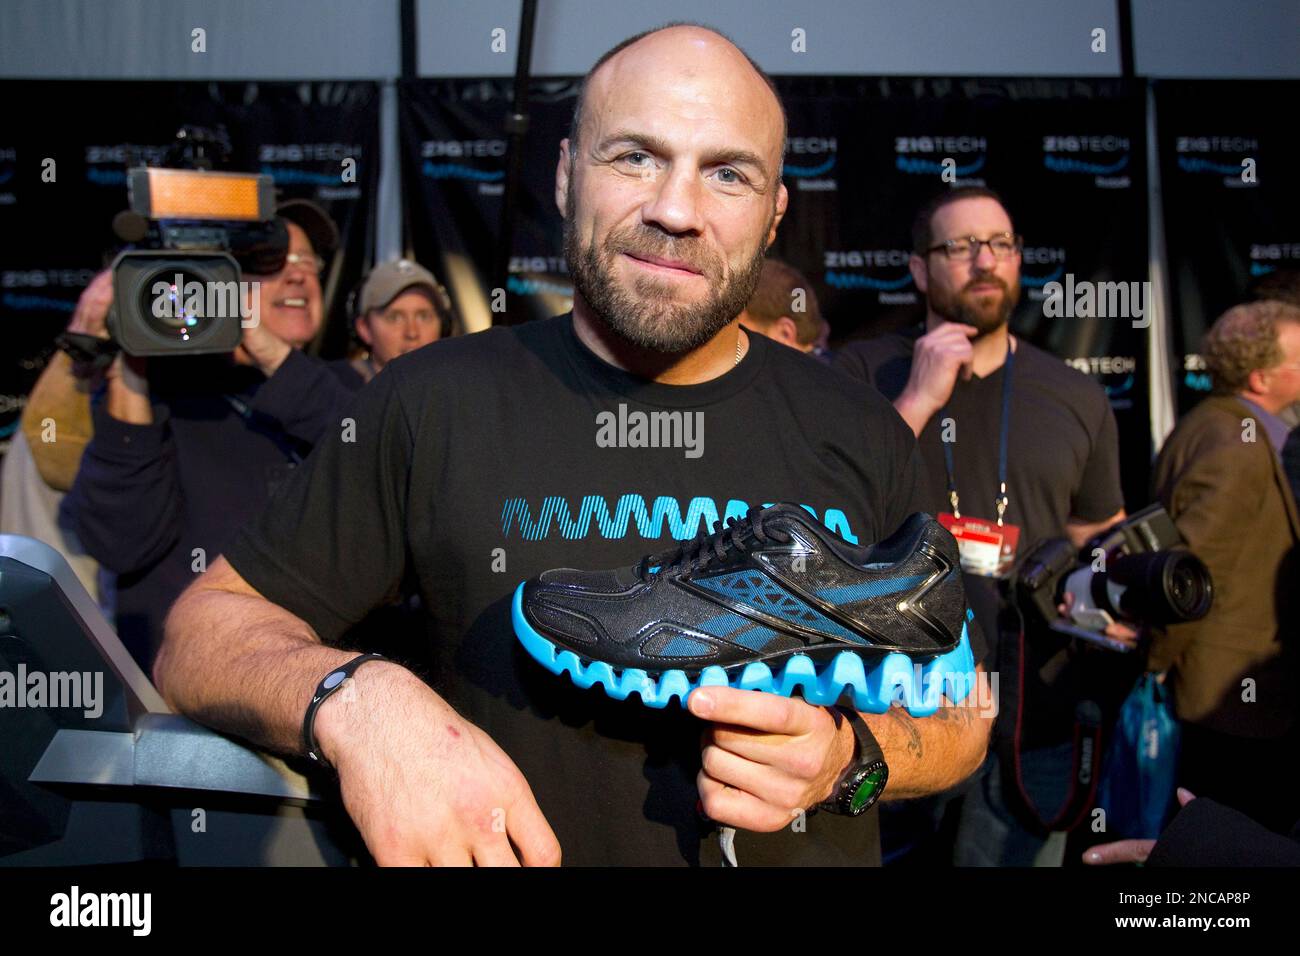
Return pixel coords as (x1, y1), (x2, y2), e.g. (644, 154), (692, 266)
(997, 601), (1104, 836)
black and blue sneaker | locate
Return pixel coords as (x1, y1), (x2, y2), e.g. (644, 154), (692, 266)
(511, 503), (977, 714)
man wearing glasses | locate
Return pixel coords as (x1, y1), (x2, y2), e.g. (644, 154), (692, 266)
(834, 186), (1127, 865)
(63, 200), (362, 670)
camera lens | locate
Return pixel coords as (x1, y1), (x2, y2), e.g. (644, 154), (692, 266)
(1163, 552), (1213, 621)
(1107, 549), (1214, 625)
(139, 269), (211, 342)
(111, 250), (244, 356)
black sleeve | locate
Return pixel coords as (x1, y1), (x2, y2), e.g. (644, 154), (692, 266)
(1146, 798), (1300, 866)
(60, 400), (184, 575)
(1071, 397), (1125, 521)
(831, 344), (871, 385)
(889, 440), (926, 534)
(222, 362), (414, 644)
(248, 348), (363, 446)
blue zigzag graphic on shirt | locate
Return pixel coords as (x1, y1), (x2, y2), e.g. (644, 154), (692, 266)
(500, 495), (858, 544)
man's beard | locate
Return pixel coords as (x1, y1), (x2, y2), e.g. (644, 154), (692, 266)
(928, 272), (1020, 336)
(563, 189), (771, 354)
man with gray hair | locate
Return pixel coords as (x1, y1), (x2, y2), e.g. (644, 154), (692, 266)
(1151, 298), (1300, 833)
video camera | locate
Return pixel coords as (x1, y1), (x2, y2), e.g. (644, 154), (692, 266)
(102, 127), (289, 357)
(1013, 503), (1214, 652)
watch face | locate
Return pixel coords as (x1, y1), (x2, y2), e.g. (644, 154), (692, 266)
(849, 764), (888, 814)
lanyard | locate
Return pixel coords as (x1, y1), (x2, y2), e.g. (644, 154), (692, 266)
(941, 339), (1014, 526)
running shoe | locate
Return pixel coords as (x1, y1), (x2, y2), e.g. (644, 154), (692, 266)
(511, 503), (977, 714)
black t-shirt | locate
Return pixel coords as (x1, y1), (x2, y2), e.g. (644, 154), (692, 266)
(835, 329), (1123, 744)
(224, 313), (985, 866)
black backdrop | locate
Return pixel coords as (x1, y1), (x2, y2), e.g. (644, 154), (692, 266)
(1155, 80), (1300, 414)
(0, 79), (380, 445)
(6, 77), (1299, 512)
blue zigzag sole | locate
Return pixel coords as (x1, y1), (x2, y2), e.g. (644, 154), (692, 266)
(511, 583), (977, 715)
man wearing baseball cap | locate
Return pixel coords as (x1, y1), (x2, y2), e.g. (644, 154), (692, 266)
(349, 259), (454, 383)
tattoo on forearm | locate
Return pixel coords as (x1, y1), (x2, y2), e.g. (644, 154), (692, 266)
(885, 704), (923, 758)
(932, 702), (976, 725)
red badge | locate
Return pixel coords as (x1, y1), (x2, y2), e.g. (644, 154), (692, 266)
(937, 514), (1021, 577)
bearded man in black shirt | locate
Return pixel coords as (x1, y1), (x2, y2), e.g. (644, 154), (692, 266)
(835, 187), (1131, 866)
(155, 23), (992, 866)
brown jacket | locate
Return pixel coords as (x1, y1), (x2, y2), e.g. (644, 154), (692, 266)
(19, 351), (95, 492)
(1151, 394), (1300, 738)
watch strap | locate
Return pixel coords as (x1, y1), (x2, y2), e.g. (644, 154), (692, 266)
(819, 706), (889, 816)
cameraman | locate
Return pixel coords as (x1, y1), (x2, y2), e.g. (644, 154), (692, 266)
(1151, 299), (1300, 833)
(61, 201), (361, 669)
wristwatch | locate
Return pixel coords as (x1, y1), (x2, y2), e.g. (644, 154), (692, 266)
(818, 707), (889, 816)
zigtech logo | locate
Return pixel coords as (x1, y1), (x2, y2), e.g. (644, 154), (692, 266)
(894, 136), (986, 178)
(421, 139), (506, 195)
(500, 495), (859, 544)
(1175, 135), (1259, 188)
(83, 143), (169, 186)
(1042, 135), (1131, 188)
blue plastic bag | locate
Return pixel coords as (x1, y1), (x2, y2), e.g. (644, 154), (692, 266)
(1097, 673), (1181, 840)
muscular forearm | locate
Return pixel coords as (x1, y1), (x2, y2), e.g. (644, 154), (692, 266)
(862, 694), (991, 800)
(156, 578), (415, 760)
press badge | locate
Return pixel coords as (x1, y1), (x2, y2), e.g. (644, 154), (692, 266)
(938, 514), (1021, 578)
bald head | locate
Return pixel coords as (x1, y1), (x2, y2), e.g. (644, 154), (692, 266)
(556, 23), (791, 356)
(570, 23), (787, 176)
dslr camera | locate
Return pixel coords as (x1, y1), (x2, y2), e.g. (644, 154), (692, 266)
(1013, 503), (1214, 652)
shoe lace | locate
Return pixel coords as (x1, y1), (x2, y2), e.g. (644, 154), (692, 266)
(645, 506), (791, 577)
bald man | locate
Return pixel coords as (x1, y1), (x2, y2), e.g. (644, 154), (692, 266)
(156, 23), (990, 867)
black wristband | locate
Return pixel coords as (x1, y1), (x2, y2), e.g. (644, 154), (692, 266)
(301, 653), (385, 769)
